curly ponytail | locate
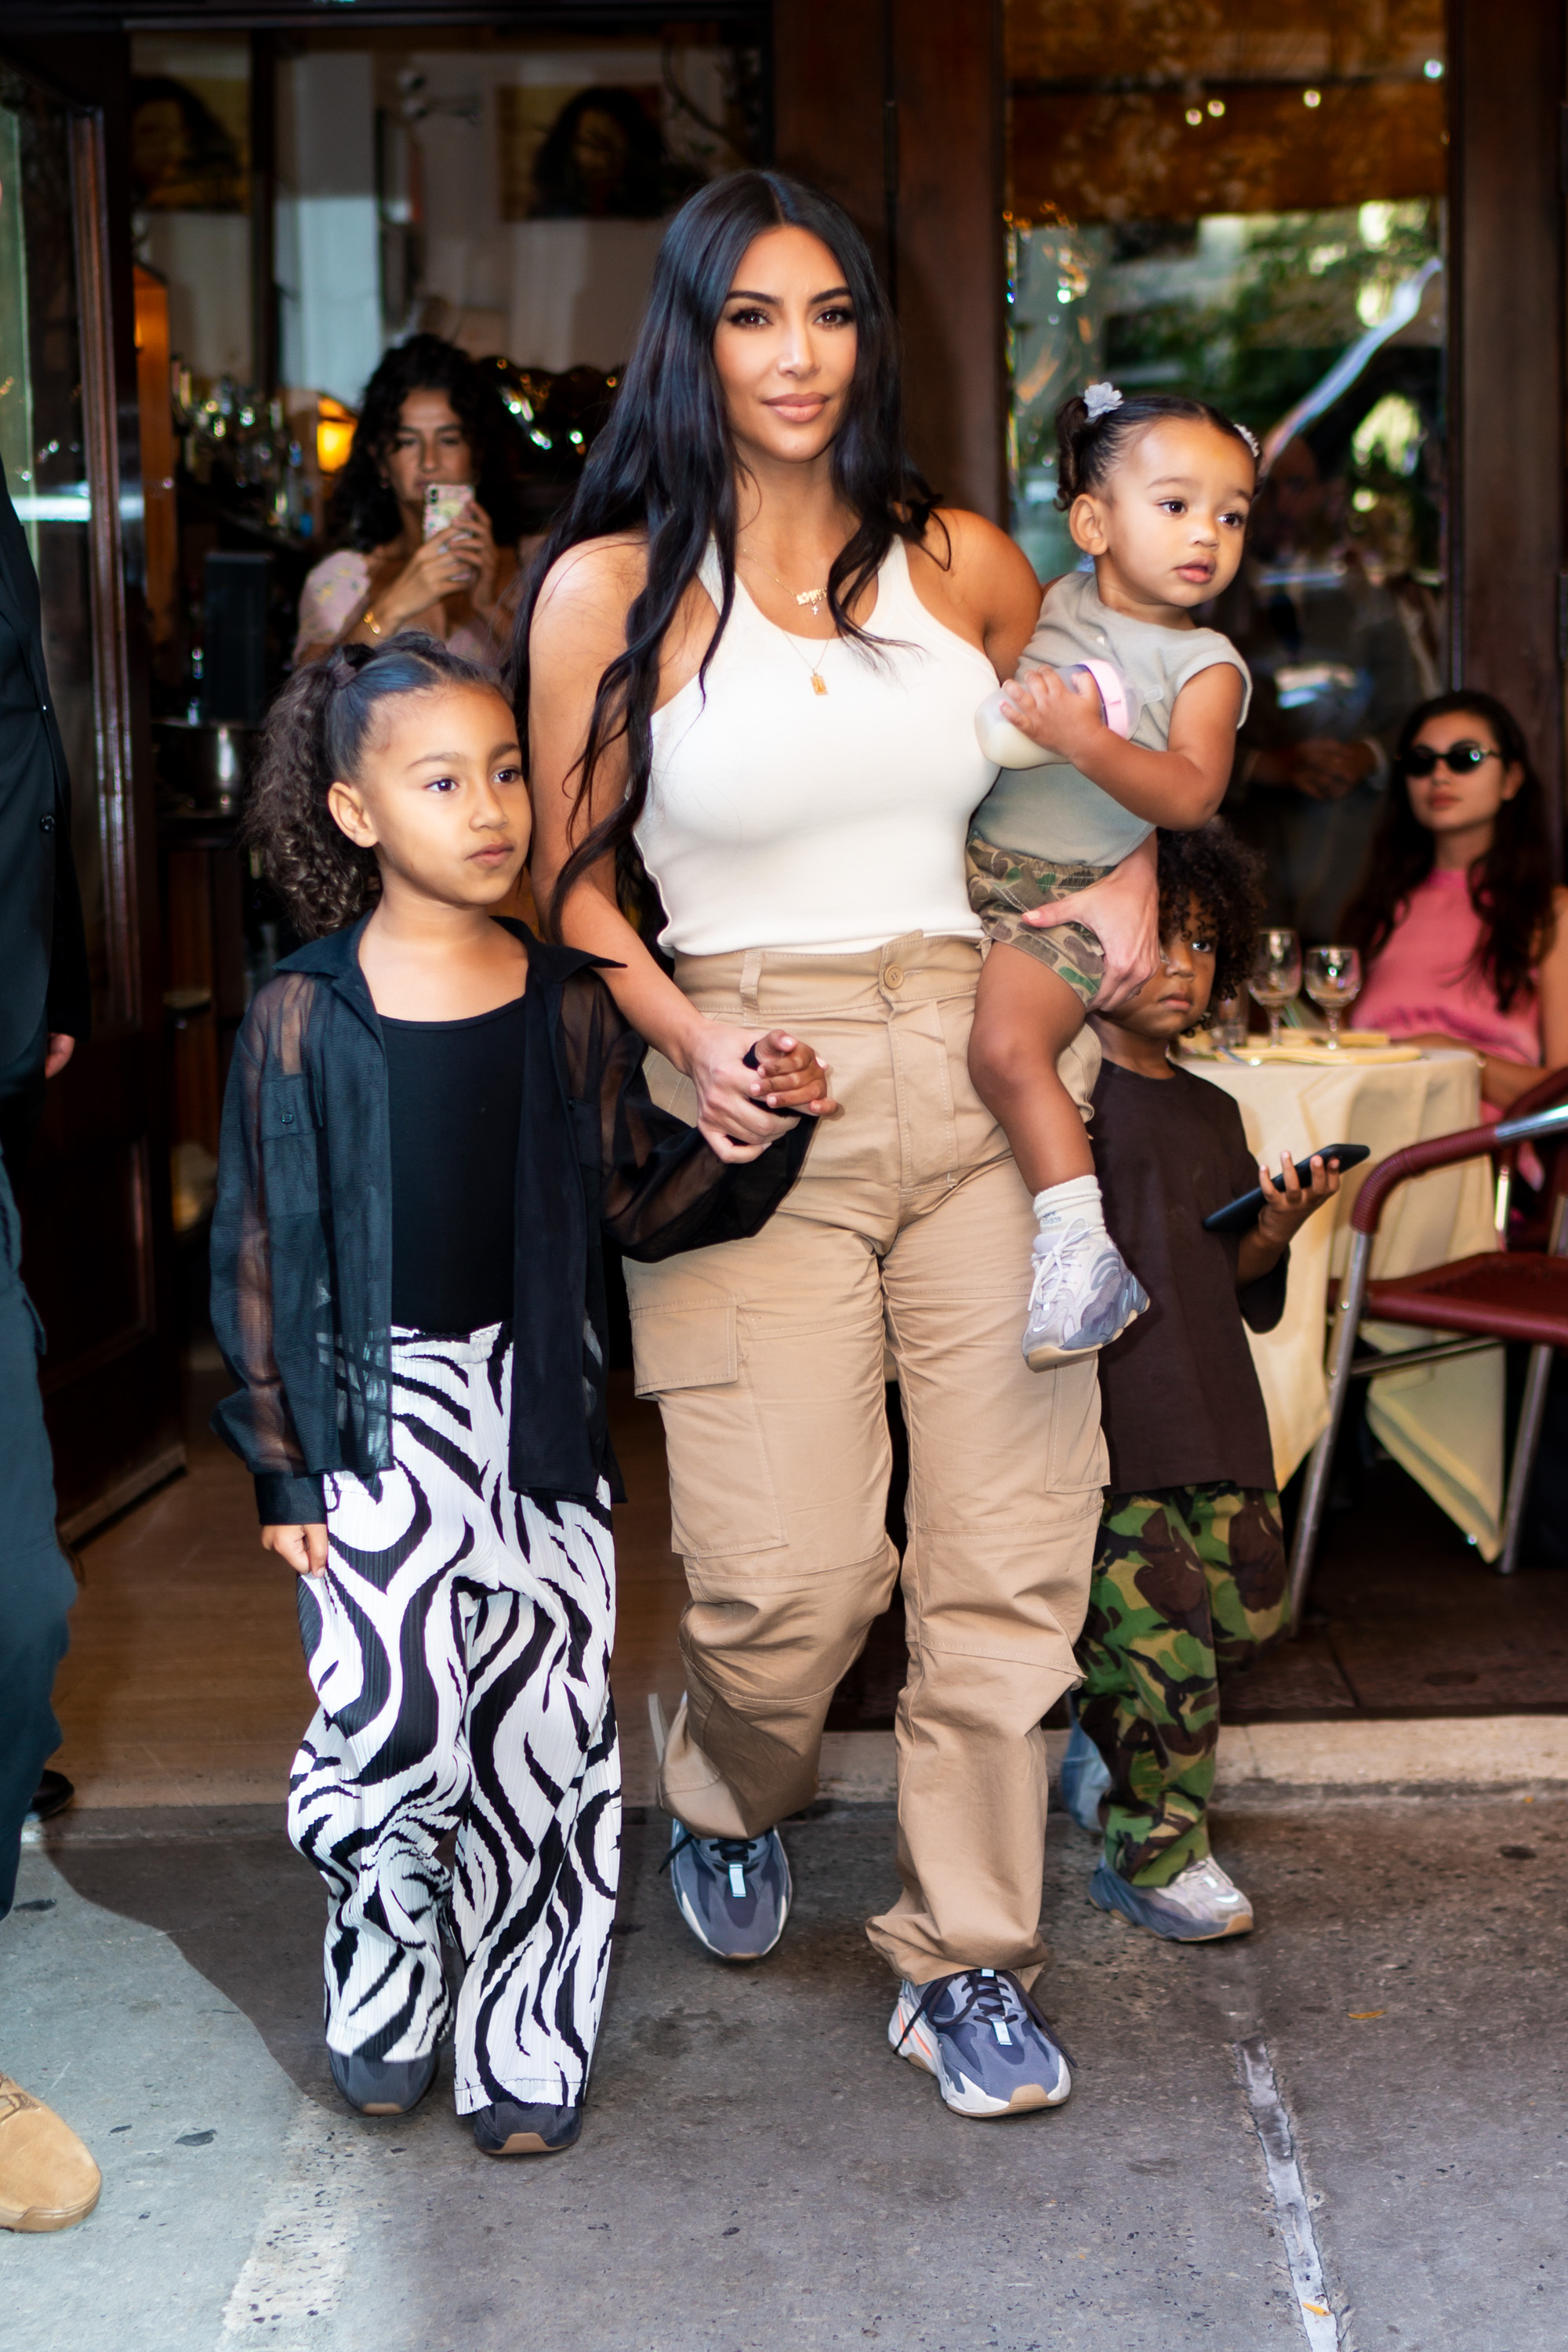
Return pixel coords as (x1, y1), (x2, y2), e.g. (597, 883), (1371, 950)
(244, 633), (495, 938)
(1054, 388), (1258, 511)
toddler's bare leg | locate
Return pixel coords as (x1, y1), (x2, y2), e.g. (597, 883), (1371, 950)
(968, 945), (1094, 1195)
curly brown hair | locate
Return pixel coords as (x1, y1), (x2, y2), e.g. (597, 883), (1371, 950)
(245, 635), (497, 938)
(328, 334), (530, 553)
(1156, 818), (1265, 1022)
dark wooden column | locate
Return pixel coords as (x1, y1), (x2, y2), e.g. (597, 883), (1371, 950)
(1450, 0), (1566, 854)
(771, 1), (887, 276)
(772, 0), (1007, 522)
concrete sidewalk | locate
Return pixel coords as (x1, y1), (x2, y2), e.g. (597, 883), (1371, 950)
(2, 1784), (1564, 2352)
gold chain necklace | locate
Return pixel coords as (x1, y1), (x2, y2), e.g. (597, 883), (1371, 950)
(739, 545), (833, 695)
(741, 546), (830, 612)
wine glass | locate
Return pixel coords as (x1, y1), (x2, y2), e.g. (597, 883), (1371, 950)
(1304, 943), (1363, 1050)
(1248, 928), (1302, 1050)
(1210, 990), (1247, 1051)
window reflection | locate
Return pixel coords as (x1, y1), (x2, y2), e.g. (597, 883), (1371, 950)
(1006, 0), (1448, 935)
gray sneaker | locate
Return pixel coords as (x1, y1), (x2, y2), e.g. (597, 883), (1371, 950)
(328, 2044), (438, 2116)
(889, 1968), (1072, 2118)
(473, 2100), (581, 2157)
(1058, 1718), (1111, 1837)
(1024, 1221), (1147, 1369)
(664, 1823), (792, 1961)
(1090, 1853), (1254, 1941)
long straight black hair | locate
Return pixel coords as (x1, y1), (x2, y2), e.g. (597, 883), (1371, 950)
(1339, 689), (1556, 1014)
(511, 169), (936, 929)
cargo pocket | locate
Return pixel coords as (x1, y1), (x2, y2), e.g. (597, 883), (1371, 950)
(628, 1292), (786, 1558)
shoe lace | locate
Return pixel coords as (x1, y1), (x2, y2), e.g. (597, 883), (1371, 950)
(893, 1967), (1076, 2067)
(659, 1828), (768, 1878)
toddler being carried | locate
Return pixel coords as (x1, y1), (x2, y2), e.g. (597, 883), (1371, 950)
(966, 384), (1258, 1367)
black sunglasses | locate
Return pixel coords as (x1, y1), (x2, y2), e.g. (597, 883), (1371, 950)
(1401, 740), (1501, 779)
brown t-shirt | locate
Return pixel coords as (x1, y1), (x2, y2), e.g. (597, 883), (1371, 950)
(1091, 1058), (1286, 1495)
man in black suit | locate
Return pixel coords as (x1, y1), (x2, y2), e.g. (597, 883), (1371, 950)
(0, 453), (90, 1174)
(0, 456), (100, 2230)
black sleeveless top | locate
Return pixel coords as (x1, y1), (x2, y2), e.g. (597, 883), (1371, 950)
(383, 993), (526, 1334)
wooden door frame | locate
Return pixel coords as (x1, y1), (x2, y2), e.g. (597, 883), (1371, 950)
(1, 29), (181, 1534)
(1448, 0), (1566, 866)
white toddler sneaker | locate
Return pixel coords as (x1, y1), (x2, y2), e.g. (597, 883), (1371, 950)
(1023, 1216), (1148, 1369)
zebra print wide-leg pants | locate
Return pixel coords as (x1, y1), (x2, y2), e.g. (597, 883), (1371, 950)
(287, 1324), (619, 2114)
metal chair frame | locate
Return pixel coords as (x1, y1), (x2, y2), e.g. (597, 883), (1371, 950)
(1286, 1094), (1568, 1634)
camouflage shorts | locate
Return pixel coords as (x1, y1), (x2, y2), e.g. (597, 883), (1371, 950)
(965, 828), (1114, 1007)
(1074, 1484), (1287, 1889)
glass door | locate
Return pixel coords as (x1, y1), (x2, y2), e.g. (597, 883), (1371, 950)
(2, 54), (180, 1533)
(0, 60), (136, 1035)
(1005, 1), (1449, 939)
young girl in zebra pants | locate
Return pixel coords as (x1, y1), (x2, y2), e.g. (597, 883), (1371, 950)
(210, 637), (825, 2155)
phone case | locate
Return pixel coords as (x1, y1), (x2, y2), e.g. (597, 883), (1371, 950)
(423, 485), (471, 539)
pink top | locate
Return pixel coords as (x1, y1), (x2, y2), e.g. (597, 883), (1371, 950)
(1356, 866), (1540, 1109)
(292, 548), (521, 670)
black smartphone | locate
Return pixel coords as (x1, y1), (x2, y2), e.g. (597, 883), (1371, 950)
(741, 1042), (800, 1116)
(1201, 1142), (1370, 1234)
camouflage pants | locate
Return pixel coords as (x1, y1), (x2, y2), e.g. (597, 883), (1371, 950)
(965, 829), (1112, 1008)
(1075, 1485), (1286, 1888)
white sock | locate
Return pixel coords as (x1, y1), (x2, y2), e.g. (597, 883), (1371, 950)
(1033, 1174), (1105, 1235)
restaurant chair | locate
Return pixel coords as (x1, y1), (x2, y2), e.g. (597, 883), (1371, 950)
(1287, 1086), (1568, 1632)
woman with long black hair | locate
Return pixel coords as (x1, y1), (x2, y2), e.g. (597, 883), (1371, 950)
(524, 171), (1155, 2120)
(1345, 690), (1568, 1111)
(295, 335), (529, 670)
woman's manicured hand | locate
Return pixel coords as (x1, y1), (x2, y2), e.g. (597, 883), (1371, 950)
(377, 527), (481, 630)
(449, 497), (502, 612)
(262, 1523), (328, 1577)
(1022, 833), (1160, 1012)
(681, 1023), (837, 1161)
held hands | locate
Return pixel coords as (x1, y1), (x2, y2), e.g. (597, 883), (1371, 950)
(997, 666), (1107, 768)
(262, 1523), (328, 1577)
(685, 1023), (838, 1164)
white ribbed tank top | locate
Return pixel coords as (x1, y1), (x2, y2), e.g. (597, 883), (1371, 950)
(638, 537), (997, 955)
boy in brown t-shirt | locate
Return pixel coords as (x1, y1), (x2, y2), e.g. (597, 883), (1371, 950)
(1062, 822), (1341, 1940)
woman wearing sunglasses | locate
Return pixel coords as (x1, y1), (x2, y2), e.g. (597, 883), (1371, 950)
(1342, 691), (1568, 1110)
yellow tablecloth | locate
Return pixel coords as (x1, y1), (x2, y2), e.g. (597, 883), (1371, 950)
(1184, 1048), (1504, 1556)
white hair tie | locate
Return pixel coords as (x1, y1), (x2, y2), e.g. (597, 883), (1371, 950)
(1083, 383), (1123, 422)
(1236, 422), (1261, 461)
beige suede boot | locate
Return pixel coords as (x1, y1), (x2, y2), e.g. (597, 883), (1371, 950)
(0, 2076), (101, 2231)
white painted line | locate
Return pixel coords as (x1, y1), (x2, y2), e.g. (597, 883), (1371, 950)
(217, 2108), (368, 2340)
(1234, 2034), (1339, 2350)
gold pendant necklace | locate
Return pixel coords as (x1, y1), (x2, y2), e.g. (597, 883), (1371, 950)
(739, 544), (833, 692)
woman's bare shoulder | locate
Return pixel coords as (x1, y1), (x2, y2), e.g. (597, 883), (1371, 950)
(905, 505), (1043, 665)
(533, 533), (647, 628)
(913, 505), (1040, 617)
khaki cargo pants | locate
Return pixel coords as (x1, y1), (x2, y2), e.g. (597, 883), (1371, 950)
(626, 932), (1106, 1987)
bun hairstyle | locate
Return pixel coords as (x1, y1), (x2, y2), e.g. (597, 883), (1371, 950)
(245, 633), (496, 938)
(1054, 387), (1258, 510)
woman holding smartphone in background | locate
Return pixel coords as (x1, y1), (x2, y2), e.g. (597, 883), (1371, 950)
(294, 334), (529, 669)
